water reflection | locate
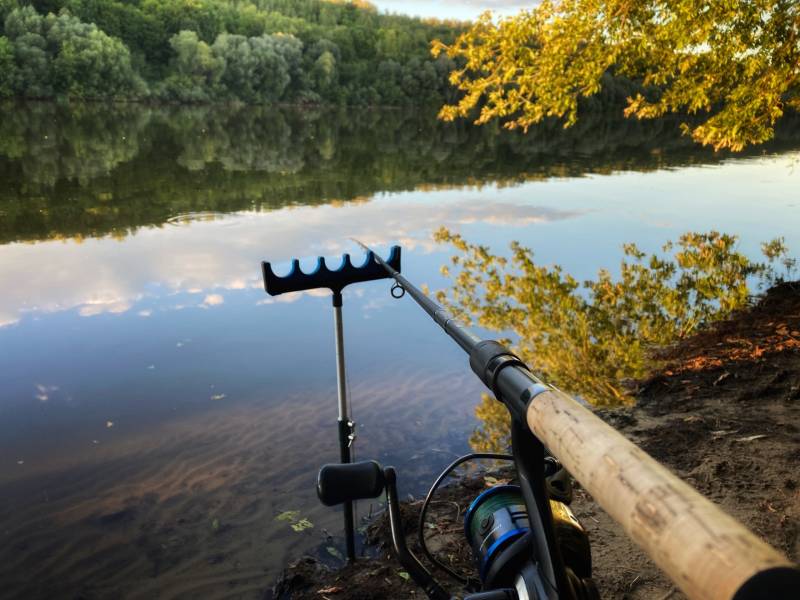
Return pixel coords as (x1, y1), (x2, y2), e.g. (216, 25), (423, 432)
(0, 197), (581, 328)
(434, 229), (792, 452)
(0, 369), (478, 599)
(3, 102), (799, 244)
(1, 101), (799, 598)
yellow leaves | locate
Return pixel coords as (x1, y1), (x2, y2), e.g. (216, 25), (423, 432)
(434, 0), (799, 151)
(435, 229), (786, 417)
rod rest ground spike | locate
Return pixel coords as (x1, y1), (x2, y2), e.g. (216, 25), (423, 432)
(262, 245), (402, 302)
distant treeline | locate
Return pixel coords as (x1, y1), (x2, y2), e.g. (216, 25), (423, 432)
(0, 0), (464, 105)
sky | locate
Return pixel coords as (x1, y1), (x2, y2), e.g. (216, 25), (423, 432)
(371, 1), (533, 21)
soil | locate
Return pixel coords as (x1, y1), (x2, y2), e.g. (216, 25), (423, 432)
(269, 282), (800, 599)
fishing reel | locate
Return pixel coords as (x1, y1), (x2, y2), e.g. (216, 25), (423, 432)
(316, 455), (599, 600)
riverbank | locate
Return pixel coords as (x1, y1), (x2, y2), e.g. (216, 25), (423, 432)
(269, 281), (800, 599)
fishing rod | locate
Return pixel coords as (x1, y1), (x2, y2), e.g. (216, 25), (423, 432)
(262, 244), (799, 600)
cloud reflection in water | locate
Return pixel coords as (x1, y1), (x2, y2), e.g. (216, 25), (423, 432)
(0, 194), (582, 327)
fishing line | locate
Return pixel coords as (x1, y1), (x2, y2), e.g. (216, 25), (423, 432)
(419, 452), (514, 584)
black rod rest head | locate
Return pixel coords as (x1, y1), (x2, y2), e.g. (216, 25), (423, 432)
(262, 246), (401, 301)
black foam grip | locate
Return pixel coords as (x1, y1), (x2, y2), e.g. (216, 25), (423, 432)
(732, 566), (800, 600)
(317, 460), (386, 506)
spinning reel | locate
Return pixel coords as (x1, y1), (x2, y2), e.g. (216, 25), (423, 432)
(317, 450), (599, 600)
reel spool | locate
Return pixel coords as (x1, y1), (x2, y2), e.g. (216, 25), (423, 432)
(464, 484), (595, 595)
(464, 485), (531, 588)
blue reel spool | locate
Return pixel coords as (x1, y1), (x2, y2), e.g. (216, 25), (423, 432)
(464, 484), (531, 584)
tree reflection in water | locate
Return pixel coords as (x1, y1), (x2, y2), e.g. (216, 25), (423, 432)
(2, 101), (799, 244)
(433, 229), (792, 452)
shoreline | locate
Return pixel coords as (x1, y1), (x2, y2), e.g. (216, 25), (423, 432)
(0, 96), (434, 111)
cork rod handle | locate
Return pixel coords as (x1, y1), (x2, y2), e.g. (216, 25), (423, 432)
(526, 389), (799, 600)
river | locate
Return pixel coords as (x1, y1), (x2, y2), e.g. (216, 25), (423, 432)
(0, 102), (798, 599)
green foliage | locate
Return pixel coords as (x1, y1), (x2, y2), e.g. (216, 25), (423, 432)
(211, 32), (297, 103)
(0, 0), (19, 31)
(158, 30), (223, 102)
(433, 230), (791, 450)
(3, 6), (145, 98)
(0, 36), (15, 96)
(12, 0), (465, 105)
(434, 1), (800, 151)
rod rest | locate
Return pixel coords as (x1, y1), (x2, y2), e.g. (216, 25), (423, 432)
(262, 246), (401, 304)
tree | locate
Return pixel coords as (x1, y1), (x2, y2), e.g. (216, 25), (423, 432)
(5, 0), (462, 105)
(211, 32), (298, 103)
(49, 14), (145, 97)
(4, 6), (52, 96)
(433, 1), (800, 151)
(0, 0), (19, 30)
(4, 6), (145, 99)
(312, 50), (336, 95)
(160, 30), (223, 101)
(0, 36), (15, 95)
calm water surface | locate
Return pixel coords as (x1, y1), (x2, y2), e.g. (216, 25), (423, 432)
(0, 103), (798, 598)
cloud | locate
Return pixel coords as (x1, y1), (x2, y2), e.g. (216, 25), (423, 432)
(0, 315), (20, 328)
(256, 290), (323, 305)
(78, 299), (132, 317)
(201, 294), (224, 307)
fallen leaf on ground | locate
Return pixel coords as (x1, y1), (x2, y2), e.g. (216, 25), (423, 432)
(318, 586), (343, 594)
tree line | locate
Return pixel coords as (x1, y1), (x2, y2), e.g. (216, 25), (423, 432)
(0, 0), (463, 105)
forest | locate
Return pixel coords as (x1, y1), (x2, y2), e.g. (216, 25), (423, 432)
(0, 0), (463, 105)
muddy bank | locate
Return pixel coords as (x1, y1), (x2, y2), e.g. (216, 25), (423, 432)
(270, 282), (800, 599)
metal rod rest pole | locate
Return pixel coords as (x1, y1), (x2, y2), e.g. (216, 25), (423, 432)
(333, 303), (348, 423)
(332, 294), (356, 562)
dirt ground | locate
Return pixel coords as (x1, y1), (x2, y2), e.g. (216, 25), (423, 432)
(269, 282), (800, 599)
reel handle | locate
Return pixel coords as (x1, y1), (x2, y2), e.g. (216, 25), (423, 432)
(317, 460), (385, 506)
